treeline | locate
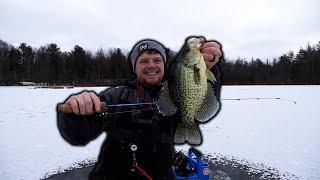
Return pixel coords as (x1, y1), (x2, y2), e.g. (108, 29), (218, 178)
(0, 39), (133, 86)
(221, 42), (320, 84)
(0, 39), (319, 85)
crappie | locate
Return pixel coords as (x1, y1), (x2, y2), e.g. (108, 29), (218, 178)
(157, 36), (220, 145)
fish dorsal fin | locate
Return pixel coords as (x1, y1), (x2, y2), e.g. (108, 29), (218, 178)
(195, 82), (220, 122)
(156, 81), (177, 116)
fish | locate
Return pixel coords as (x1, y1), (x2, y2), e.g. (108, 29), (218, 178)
(157, 36), (220, 145)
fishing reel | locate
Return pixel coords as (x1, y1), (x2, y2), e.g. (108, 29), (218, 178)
(173, 151), (195, 176)
(173, 148), (210, 180)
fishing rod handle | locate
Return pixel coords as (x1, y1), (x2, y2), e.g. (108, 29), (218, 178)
(57, 102), (107, 113)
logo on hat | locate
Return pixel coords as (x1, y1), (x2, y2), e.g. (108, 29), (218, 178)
(139, 43), (148, 52)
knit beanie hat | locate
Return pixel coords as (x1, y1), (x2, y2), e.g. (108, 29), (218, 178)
(129, 39), (167, 72)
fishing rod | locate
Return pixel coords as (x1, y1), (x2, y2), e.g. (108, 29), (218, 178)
(57, 102), (157, 114)
(221, 97), (297, 104)
(58, 97), (296, 114)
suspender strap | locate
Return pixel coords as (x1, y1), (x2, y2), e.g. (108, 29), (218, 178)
(107, 86), (173, 144)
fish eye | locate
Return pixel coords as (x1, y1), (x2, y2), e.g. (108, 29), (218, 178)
(182, 46), (190, 54)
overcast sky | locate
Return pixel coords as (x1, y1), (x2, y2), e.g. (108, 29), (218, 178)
(0, 0), (319, 60)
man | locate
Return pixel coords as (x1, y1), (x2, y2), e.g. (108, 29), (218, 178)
(57, 38), (222, 179)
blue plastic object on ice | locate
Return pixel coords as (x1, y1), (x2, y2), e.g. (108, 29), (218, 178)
(174, 148), (210, 180)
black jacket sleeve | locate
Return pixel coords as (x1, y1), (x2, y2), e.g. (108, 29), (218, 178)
(56, 89), (114, 146)
(56, 87), (123, 146)
(210, 64), (221, 100)
(57, 112), (104, 146)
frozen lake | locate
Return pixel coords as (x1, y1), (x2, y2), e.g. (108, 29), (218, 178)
(0, 85), (319, 180)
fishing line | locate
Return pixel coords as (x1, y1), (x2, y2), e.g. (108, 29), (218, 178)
(97, 97), (296, 115)
(221, 97), (297, 104)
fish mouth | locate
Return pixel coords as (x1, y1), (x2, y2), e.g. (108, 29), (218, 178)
(187, 37), (205, 49)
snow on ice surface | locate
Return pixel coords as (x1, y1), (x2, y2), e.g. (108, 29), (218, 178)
(0, 85), (320, 180)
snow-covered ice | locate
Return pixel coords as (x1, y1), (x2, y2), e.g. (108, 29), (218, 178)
(0, 85), (319, 180)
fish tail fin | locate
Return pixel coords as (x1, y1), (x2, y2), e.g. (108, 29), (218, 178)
(174, 120), (202, 145)
(174, 123), (187, 144)
(186, 122), (202, 145)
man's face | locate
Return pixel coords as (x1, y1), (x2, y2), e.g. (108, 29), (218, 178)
(135, 51), (164, 87)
